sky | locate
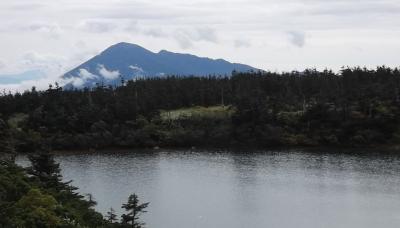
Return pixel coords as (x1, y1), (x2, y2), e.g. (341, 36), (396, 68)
(1, 0), (400, 91)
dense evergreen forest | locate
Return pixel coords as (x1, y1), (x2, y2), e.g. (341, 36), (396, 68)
(1, 67), (400, 153)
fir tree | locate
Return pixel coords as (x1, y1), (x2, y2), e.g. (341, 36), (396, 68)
(121, 194), (149, 228)
(27, 153), (66, 190)
(106, 207), (118, 223)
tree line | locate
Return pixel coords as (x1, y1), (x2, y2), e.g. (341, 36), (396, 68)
(1, 66), (400, 152)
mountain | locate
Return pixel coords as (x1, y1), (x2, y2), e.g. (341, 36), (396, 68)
(63, 42), (257, 88)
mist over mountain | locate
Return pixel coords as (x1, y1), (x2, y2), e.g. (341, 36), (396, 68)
(63, 42), (257, 88)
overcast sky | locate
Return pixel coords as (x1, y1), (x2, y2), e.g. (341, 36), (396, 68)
(1, 0), (400, 91)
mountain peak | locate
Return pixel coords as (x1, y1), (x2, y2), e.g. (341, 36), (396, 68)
(158, 49), (170, 54)
(63, 42), (258, 88)
(110, 42), (142, 49)
(103, 42), (152, 54)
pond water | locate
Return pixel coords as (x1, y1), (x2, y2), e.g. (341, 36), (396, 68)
(17, 149), (400, 228)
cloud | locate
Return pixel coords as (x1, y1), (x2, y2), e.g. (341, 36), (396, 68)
(306, 1), (400, 16)
(98, 64), (120, 80)
(124, 20), (139, 32)
(9, 3), (44, 11)
(66, 69), (98, 87)
(70, 77), (85, 88)
(174, 31), (194, 49)
(78, 20), (117, 33)
(173, 27), (218, 49)
(25, 22), (62, 39)
(143, 28), (167, 38)
(128, 65), (145, 78)
(78, 69), (98, 80)
(234, 39), (251, 48)
(0, 60), (5, 69)
(21, 52), (65, 72)
(194, 27), (218, 43)
(287, 31), (306, 48)
(129, 65), (144, 72)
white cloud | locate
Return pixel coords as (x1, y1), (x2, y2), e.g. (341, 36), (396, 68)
(129, 65), (145, 78)
(9, 3), (44, 11)
(20, 52), (65, 74)
(174, 31), (193, 49)
(65, 68), (98, 87)
(143, 28), (167, 38)
(78, 19), (117, 33)
(194, 27), (218, 43)
(287, 31), (306, 48)
(129, 65), (144, 72)
(78, 68), (98, 80)
(173, 27), (218, 49)
(70, 77), (85, 88)
(124, 20), (139, 32)
(98, 64), (120, 80)
(27, 21), (62, 39)
(234, 39), (251, 48)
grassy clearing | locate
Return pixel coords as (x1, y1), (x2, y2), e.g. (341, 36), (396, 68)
(7, 113), (28, 130)
(160, 105), (235, 120)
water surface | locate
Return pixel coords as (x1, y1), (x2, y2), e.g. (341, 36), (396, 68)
(17, 149), (400, 228)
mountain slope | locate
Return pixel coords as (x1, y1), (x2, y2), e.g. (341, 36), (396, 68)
(63, 42), (257, 88)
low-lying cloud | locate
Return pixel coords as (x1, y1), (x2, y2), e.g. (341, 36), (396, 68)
(98, 64), (120, 80)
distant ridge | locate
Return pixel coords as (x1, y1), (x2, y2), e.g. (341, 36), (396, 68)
(63, 42), (258, 88)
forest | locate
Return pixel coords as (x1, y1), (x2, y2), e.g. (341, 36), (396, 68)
(1, 66), (400, 155)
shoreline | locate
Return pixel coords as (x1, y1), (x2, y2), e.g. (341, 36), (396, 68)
(13, 143), (400, 156)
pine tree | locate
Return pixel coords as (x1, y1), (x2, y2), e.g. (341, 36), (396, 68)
(106, 207), (118, 223)
(27, 153), (65, 189)
(121, 194), (149, 228)
(86, 193), (97, 208)
(0, 119), (15, 161)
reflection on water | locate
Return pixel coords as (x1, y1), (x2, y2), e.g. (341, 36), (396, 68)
(17, 149), (400, 228)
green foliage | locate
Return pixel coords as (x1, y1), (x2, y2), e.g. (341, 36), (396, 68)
(0, 156), (108, 227)
(2, 67), (400, 149)
(0, 154), (150, 228)
(121, 194), (149, 228)
(160, 105), (233, 120)
(27, 153), (63, 189)
(0, 119), (14, 155)
(12, 188), (64, 227)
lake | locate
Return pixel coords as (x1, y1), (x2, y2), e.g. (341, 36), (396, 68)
(17, 149), (400, 228)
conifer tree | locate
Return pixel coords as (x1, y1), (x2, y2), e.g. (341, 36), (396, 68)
(121, 194), (149, 228)
(27, 153), (65, 189)
(106, 207), (118, 223)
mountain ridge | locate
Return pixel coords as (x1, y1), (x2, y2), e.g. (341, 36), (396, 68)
(63, 42), (258, 88)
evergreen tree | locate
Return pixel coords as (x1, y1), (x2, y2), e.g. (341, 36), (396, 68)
(0, 118), (15, 161)
(86, 193), (97, 207)
(27, 153), (65, 189)
(106, 207), (118, 223)
(121, 194), (149, 228)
